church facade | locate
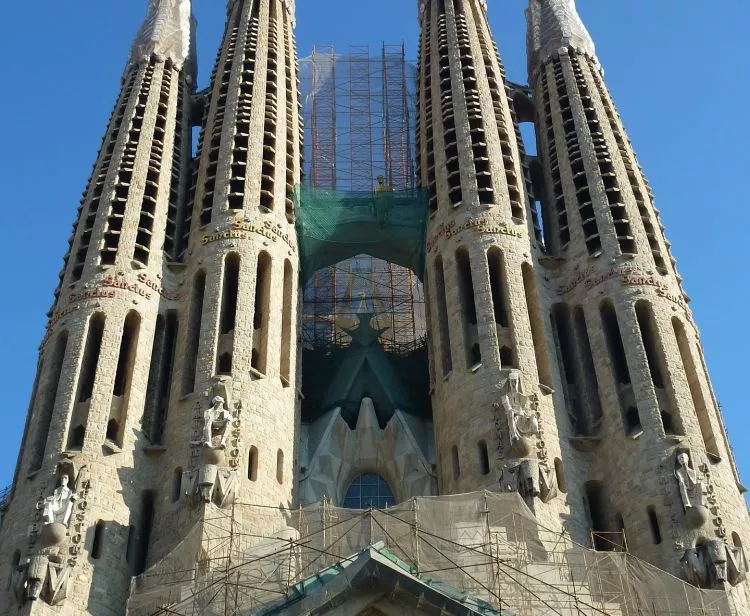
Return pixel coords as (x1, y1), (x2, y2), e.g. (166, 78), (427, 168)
(1, 0), (749, 614)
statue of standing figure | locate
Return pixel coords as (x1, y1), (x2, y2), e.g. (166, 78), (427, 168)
(199, 396), (235, 449)
(675, 451), (709, 528)
(42, 475), (77, 527)
(495, 370), (539, 456)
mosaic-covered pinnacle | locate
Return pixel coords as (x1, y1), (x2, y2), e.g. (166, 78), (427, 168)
(526, 0), (597, 76)
(129, 0), (192, 70)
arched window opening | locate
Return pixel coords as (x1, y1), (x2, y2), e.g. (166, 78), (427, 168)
(672, 317), (720, 459)
(91, 521), (105, 560)
(252, 252), (272, 374)
(456, 248), (482, 368)
(68, 313), (105, 450)
(342, 473), (396, 509)
(144, 311), (178, 445)
(648, 506), (662, 545)
(554, 458), (567, 493)
(280, 260), (293, 387)
(182, 271), (205, 395)
(478, 440), (490, 475)
(451, 445), (460, 481)
(636, 301), (681, 435)
(522, 263), (552, 387)
(276, 449), (284, 484)
(171, 468), (183, 503)
(433, 256), (452, 376)
(110, 311), (141, 446)
(30, 331), (68, 471)
(248, 446), (258, 482)
(487, 248), (509, 328)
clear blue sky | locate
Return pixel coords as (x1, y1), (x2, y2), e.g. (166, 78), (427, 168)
(0, 1), (747, 491)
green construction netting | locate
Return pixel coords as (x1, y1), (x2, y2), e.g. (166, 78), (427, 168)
(295, 186), (430, 281)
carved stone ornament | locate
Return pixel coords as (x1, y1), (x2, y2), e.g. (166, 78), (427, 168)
(495, 369), (539, 457)
(504, 459), (558, 504)
(182, 467), (238, 509)
(42, 474), (77, 527)
(193, 396), (235, 450)
(681, 539), (747, 589)
(674, 451), (709, 529)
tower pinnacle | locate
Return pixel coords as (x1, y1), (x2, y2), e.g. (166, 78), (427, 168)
(129, 0), (192, 69)
(526, 0), (596, 76)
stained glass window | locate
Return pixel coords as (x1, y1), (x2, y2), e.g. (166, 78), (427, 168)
(342, 473), (396, 509)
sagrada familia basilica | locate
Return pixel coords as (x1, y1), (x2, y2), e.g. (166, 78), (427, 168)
(0, 0), (748, 614)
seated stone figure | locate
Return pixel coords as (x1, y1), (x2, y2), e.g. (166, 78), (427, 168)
(199, 396), (235, 449)
(42, 475), (77, 527)
(495, 369), (539, 456)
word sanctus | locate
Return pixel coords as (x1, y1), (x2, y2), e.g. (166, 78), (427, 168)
(203, 218), (297, 252)
(427, 217), (523, 251)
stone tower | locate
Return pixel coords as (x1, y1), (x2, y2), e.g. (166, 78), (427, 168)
(0, 0), (196, 612)
(417, 0), (568, 531)
(526, 0), (750, 589)
(152, 0), (301, 556)
(1, 0), (749, 613)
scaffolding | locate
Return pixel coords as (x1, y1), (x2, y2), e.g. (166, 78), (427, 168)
(300, 44), (425, 351)
(127, 492), (741, 616)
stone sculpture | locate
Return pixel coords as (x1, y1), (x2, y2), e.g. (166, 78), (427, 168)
(674, 451), (709, 528)
(198, 396), (234, 450)
(42, 475), (77, 527)
(495, 369), (539, 457)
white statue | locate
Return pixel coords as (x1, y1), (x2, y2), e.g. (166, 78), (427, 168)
(675, 452), (705, 512)
(42, 476), (77, 526)
(199, 396), (234, 449)
(496, 370), (539, 446)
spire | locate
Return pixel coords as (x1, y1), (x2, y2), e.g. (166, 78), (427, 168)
(526, 0), (596, 76)
(129, 0), (192, 70)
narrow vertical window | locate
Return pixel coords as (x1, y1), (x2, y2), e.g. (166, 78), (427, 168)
(144, 311), (178, 444)
(91, 521), (105, 559)
(29, 331), (68, 470)
(68, 313), (105, 450)
(216, 253), (240, 375)
(600, 300), (630, 385)
(181, 271), (205, 395)
(451, 445), (460, 481)
(635, 301), (681, 435)
(455, 248), (480, 368)
(280, 259), (293, 387)
(134, 491), (155, 575)
(647, 506), (662, 545)
(171, 468), (182, 503)
(252, 252), (272, 374)
(108, 311), (141, 446)
(600, 300), (639, 434)
(276, 449), (284, 484)
(672, 317), (719, 459)
(585, 481), (611, 551)
(433, 256), (452, 376)
(477, 441), (490, 476)
(554, 458), (567, 493)
(522, 263), (552, 387)
(487, 248), (509, 327)
(573, 307), (603, 430)
(552, 304), (589, 434)
(248, 446), (258, 482)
